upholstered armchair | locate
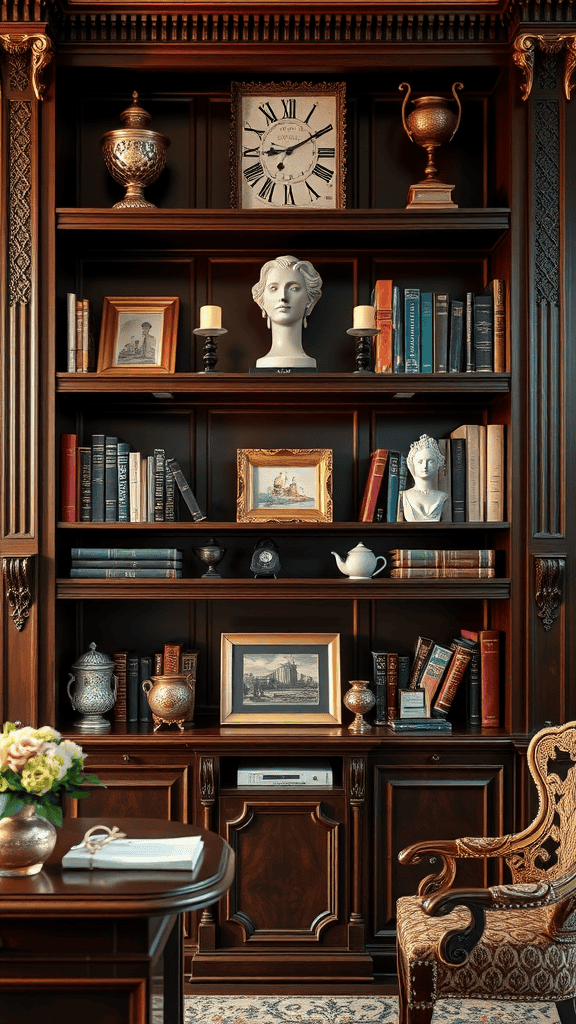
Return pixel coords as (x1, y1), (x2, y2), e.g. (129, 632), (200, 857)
(396, 721), (576, 1024)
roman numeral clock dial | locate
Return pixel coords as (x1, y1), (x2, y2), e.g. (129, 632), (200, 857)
(232, 82), (345, 210)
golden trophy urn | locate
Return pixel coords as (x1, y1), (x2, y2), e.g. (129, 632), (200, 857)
(101, 91), (170, 209)
(343, 679), (375, 733)
(399, 81), (463, 210)
(141, 673), (195, 731)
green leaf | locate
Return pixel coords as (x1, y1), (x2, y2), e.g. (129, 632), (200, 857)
(1, 793), (26, 817)
(83, 773), (106, 787)
(37, 802), (63, 827)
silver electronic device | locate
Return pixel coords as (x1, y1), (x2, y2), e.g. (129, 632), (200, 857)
(237, 759), (333, 787)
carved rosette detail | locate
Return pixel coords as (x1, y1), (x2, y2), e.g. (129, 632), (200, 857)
(513, 33), (576, 101)
(0, 34), (54, 101)
(2, 556), (33, 631)
(535, 556), (565, 631)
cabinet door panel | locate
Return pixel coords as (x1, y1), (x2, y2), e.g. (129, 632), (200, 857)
(218, 796), (345, 946)
(64, 766), (189, 821)
(371, 763), (507, 937)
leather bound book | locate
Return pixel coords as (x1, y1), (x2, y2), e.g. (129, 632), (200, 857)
(389, 566), (495, 578)
(91, 433), (106, 523)
(359, 448), (388, 522)
(392, 285), (404, 372)
(473, 293), (494, 372)
(373, 279), (394, 373)
(104, 436), (118, 522)
(450, 436), (466, 522)
(432, 638), (476, 718)
(460, 629), (481, 726)
(386, 652), (399, 720)
(485, 278), (506, 373)
(389, 549), (495, 568)
(409, 636), (434, 688)
(433, 292), (449, 372)
(163, 642), (183, 674)
(448, 299), (464, 372)
(486, 423), (505, 522)
(404, 288), (421, 373)
(417, 643), (454, 714)
(372, 651), (388, 725)
(479, 629), (500, 727)
(420, 292), (433, 373)
(61, 433), (78, 522)
(113, 650), (128, 723)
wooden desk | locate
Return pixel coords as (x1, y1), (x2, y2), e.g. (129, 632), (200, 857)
(0, 817), (234, 1024)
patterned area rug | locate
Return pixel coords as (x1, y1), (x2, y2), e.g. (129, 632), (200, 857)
(183, 995), (560, 1023)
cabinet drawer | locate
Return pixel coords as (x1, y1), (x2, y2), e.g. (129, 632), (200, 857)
(64, 764), (191, 821)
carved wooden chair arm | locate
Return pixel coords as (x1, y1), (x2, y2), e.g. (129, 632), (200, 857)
(398, 833), (518, 896)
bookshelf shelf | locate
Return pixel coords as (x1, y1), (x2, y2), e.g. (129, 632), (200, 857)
(57, 520), (511, 530)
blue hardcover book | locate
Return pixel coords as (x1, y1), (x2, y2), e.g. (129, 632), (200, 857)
(70, 547), (184, 559)
(386, 451), (400, 523)
(105, 436), (118, 522)
(397, 453), (408, 519)
(70, 568), (183, 577)
(448, 300), (464, 372)
(433, 292), (450, 372)
(371, 651), (388, 725)
(91, 433), (105, 522)
(72, 558), (183, 569)
(404, 288), (421, 373)
(450, 437), (466, 523)
(465, 291), (475, 371)
(153, 448), (166, 522)
(139, 655), (153, 725)
(127, 655), (140, 724)
(473, 293), (494, 371)
(420, 292), (433, 373)
(392, 285), (404, 373)
(117, 441), (130, 522)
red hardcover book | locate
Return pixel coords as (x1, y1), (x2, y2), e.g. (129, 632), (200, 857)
(359, 449), (389, 522)
(163, 642), (183, 674)
(479, 629), (500, 726)
(432, 639), (475, 718)
(373, 279), (394, 373)
(112, 650), (128, 723)
(61, 433), (78, 522)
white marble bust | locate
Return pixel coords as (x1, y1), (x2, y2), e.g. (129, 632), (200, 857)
(399, 434), (448, 522)
(251, 255), (322, 369)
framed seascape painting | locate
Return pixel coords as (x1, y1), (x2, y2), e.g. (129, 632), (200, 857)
(96, 296), (179, 374)
(220, 632), (341, 725)
(236, 448), (333, 522)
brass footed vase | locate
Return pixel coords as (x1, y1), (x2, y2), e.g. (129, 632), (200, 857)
(399, 81), (463, 209)
(141, 673), (195, 731)
(101, 91), (170, 209)
(343, 680), (375, 734)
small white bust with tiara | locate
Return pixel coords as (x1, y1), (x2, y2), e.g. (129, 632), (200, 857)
(399, 434), (448, 522)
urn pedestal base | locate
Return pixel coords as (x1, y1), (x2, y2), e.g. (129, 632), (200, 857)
(406, 179), (457, 209)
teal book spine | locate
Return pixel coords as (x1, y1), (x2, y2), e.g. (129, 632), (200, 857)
(433, 292), (449, 372)
(448, 300), (464, 372)
(465, 291), (475, 371)
(404, 288), (421, 373)
(70, 547), (184, 559)
(117, 441), (130, 522)
(72, 558), (183, 569)
(79, 446), (92, 522)
(139, 655), (153, 725)
(127, 655), (140, 724)
(91, 433), (105, 522)
(392, 285), (404, 373)
(70, 568), (183, 578)
(420, 292), (433, 373)
(473, 293), (494, 371)
(386, 451), (400, 523)
(105, 436), (118, 522)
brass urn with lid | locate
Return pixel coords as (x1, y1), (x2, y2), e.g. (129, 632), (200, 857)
(101, 91), (170, 209)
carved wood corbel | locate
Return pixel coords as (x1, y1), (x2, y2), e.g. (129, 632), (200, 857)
(2, 555), (33, 631)
(0, 33), (53, 101)
(513, 33), (576, 101)
(535, 556), (565, 632)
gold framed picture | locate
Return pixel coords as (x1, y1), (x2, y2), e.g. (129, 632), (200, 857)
(96, 296), (179, 375)
(237, 448), (333, 523)
(220, 632), (342, 726)
(230, 80), (346, 210)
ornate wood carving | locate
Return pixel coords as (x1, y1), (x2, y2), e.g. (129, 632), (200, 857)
(0, 34), (53, 102)
(535, 556), (565, 632)
(8, 99), (32, 307)
(513, 33), (576, 101)
(349, 756), (366, 804)
(2, 556), (33, 632)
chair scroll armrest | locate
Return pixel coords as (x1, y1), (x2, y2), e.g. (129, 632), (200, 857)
(398, 839), (460, 896)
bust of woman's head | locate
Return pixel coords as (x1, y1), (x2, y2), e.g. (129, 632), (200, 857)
(406, 434), (445, 480)
(251, 255), (323, 369)
(252, 255), (322, 324)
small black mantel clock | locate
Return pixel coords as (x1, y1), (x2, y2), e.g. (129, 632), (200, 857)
(250, 538), (281, 578)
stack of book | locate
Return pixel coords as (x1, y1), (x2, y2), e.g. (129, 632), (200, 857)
(113, 643), (198, 726)
(61, 433), (205, 524)
(371, 651), (410, 724)
(66, 293), (95, 373)
(358, 422), (505, 524)
(371, 278), (506, 375)
(70, 547), (184, 578)
(383, 633), (478, 731)
(388, 548), (496, 579)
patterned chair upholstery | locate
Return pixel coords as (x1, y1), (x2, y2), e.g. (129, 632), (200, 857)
(396, 721), (576, 1024)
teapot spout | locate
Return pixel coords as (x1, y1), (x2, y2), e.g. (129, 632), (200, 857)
(331, 551), (349, 576)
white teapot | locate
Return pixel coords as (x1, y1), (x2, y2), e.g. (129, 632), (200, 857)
(332, 542), (387, 580)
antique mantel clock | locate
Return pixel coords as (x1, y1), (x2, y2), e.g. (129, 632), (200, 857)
(231, 81), (346, 209)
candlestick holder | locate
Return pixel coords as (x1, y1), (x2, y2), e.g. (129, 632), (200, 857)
(347, 327), (378, 374)
(193, 327), (228, 373)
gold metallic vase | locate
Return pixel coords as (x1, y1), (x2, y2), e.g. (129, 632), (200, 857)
(141, 673), (195, 731)
(0, 803), (57, 876)
(399, 82), (463, 209)
(343, 679), (375, 733)
(101, 91), (170, 209)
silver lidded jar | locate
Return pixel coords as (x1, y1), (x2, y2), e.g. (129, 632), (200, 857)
(101, 91), (170, 209)
(67, 642), (117, 732)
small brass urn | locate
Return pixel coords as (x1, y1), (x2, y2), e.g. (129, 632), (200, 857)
(399, 81), (463, 210)
(101, 91), (170, 209)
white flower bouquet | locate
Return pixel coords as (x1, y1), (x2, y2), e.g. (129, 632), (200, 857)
(0, 721), (104, 826)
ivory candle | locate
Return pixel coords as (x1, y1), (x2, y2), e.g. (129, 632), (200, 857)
(199, 305), (222, 329)
(353, 305), (375, 330)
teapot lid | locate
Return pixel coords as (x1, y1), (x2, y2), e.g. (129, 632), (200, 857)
(72, 642), (114, 670)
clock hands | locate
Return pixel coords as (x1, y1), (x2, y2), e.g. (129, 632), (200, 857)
(263, 126), (331, 169)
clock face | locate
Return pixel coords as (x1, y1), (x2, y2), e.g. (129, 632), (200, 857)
(232, 83), (345, 210)
(258, 550), (274, 564)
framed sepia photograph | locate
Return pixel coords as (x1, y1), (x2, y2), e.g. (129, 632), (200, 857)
(96, 296), (179, 375)
(237, 448), (333, 522)
(220, 632), (341, 725)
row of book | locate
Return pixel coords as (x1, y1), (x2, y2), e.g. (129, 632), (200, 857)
(372, 627), (500, 729)
(70, 546), (184, 578)
(371, 279), (506, 375)
(66, 293), (95, 373)
(112, 642), (198, 725)
(359, 423), (505, 523)
(388, 548), (497, 579)
(61, 434), (205, 524)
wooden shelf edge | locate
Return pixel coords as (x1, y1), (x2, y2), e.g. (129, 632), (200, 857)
(57, 520), (511, 530)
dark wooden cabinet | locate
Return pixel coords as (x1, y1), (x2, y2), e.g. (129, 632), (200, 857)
(0, 0), (574, 989)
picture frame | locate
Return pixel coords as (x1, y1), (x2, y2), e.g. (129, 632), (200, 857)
(220, 632), (341, 725)
(237, 448), (333, 523)
(399, 689), (428, 719)
(230, 80), (346, 210)
(96, 296), (179, 375)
